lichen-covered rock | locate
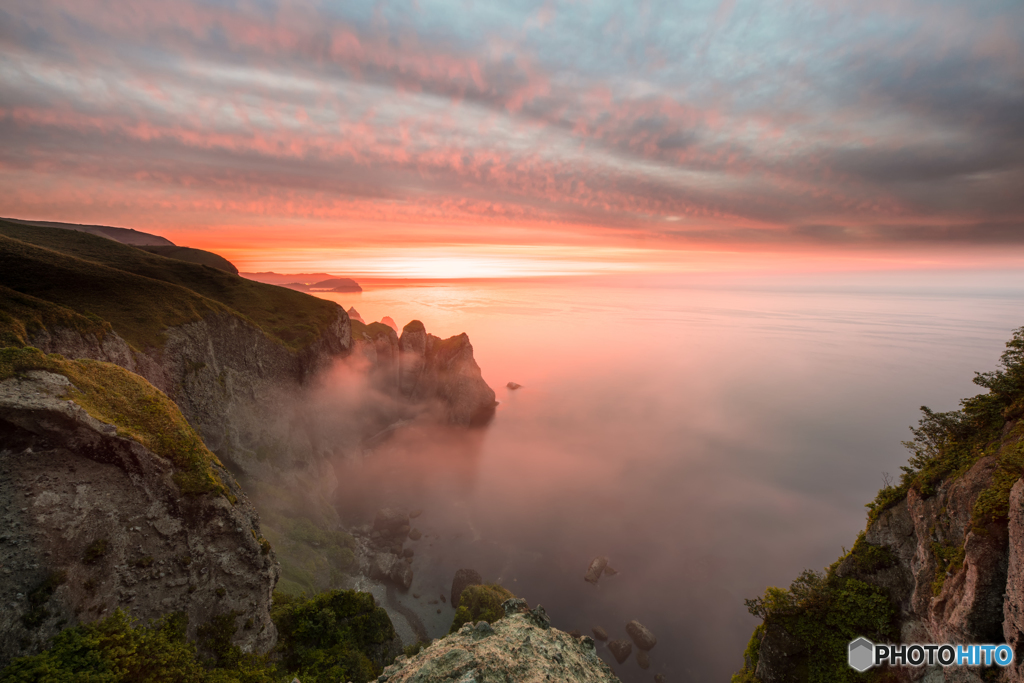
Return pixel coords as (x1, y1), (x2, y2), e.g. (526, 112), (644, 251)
(0, 370), (278, 667)
(377, 599), (621, 683)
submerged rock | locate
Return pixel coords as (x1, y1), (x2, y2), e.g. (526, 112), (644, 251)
(625, 620), (657, 651)
(450, 568), (483, 606)
(607, 639), (632, 664)
(408, 528), (422, 541)
(377, 599), (620, 683)
(637, 649), (650, 669)
(506, 381), (522, 390)
(592, 626), (609, 641)
(585, 557), (609, 584)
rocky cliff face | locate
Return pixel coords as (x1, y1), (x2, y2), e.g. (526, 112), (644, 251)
(740, 329), (1024, 683)
(378, 598), (621, 683)
(0, 369), (278, 667)
(351, 319), (497, 427)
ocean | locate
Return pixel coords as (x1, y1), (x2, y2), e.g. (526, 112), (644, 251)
(314, 271), (1024, 681)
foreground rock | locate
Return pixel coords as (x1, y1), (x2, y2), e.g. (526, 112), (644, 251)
(625, 619), (657, 650)
(0, 368), (278, 667)
(450, 568), (483, 606)
(377, 599), (621, 683)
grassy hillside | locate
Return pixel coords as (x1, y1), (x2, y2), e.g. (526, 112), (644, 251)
(0, 219), (342, 351)
(139, 245), (239, 274)
(0, 346), (229, 496)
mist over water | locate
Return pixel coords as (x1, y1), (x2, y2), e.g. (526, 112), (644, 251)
(315, 272), (1024, 682)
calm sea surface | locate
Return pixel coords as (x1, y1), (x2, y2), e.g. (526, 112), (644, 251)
(314, 272), (1024, 682)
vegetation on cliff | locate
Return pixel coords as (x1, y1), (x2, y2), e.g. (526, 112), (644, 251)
(0, 590), (398, 683)
(449, 584), (516, 633)
(0, 219), (342, 351)
(732, 327), (1024, 683)
(0, 346), (229, 496)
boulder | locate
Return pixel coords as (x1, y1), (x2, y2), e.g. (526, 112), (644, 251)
(409, 528), (422, 541)
(607, 639), (632, 664)
(370, 553), (413, 590)
(507, 382), (522, 390)
(584, 557), (609, 584)
(592, 626), (609, 641)
(625, 619), (657, 651)
(637, 650), (650, 669)
(450, 568), (483, 606)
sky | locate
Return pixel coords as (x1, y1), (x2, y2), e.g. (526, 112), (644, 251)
(1, 0), (1022, 277)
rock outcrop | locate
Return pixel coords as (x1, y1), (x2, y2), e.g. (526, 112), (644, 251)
(0, 369), (278, 667)
(377, 599), (621, 683)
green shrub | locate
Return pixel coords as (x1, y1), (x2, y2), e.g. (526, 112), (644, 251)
(1, 609), (273, 683)
(271, 589), (397, 683)
(449, 584), (515, 633)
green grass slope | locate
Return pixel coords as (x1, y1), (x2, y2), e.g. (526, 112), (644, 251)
(0, 346), (229, 496)
(139, 246), (240, 275)
(0, 219), (342, 351)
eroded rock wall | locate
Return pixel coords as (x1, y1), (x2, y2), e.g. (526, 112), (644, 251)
(0, 371), (278, 667)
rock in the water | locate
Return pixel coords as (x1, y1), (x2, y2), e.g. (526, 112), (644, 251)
(409, 528), (422, 541)
(370, 553), (413, 589)
(381, 316), (398, 331)
(373, 508), (408, 535)
(402, 547), (414, 558)
(507, 381), (522, 390)
(569, 629), (582, 638)
(440, 594), (446, 603)
(608, 639), (632, 664)
(376, 601), (620, 683)
(346, 306), (365, 323)
(625, 620), (657, 651)
(450, 568), (483, 606)
(592, 626), (609, 641)
(585, 557), (609, 584)
(603, 565), (618, 576)
(637, 650), (650, 669)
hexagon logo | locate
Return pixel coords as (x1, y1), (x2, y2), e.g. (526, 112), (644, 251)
(848, 637), (875, 672)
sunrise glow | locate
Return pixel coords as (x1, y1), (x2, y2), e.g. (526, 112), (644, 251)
(1, 0), (1021, 277)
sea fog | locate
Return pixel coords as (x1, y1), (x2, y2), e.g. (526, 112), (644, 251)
(313, 271), (1024, 682)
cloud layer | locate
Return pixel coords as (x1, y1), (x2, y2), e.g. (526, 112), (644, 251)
(1, 0), (1021, 269)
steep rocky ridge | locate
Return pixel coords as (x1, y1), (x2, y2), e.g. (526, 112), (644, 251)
(0, 360), (278, 667)
(736, 328), (1024, 683)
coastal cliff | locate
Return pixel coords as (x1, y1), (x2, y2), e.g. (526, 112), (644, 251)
(735, 328), (1024, 683)
(0, 350), (278, 667)
(0, 220), (499, 664)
